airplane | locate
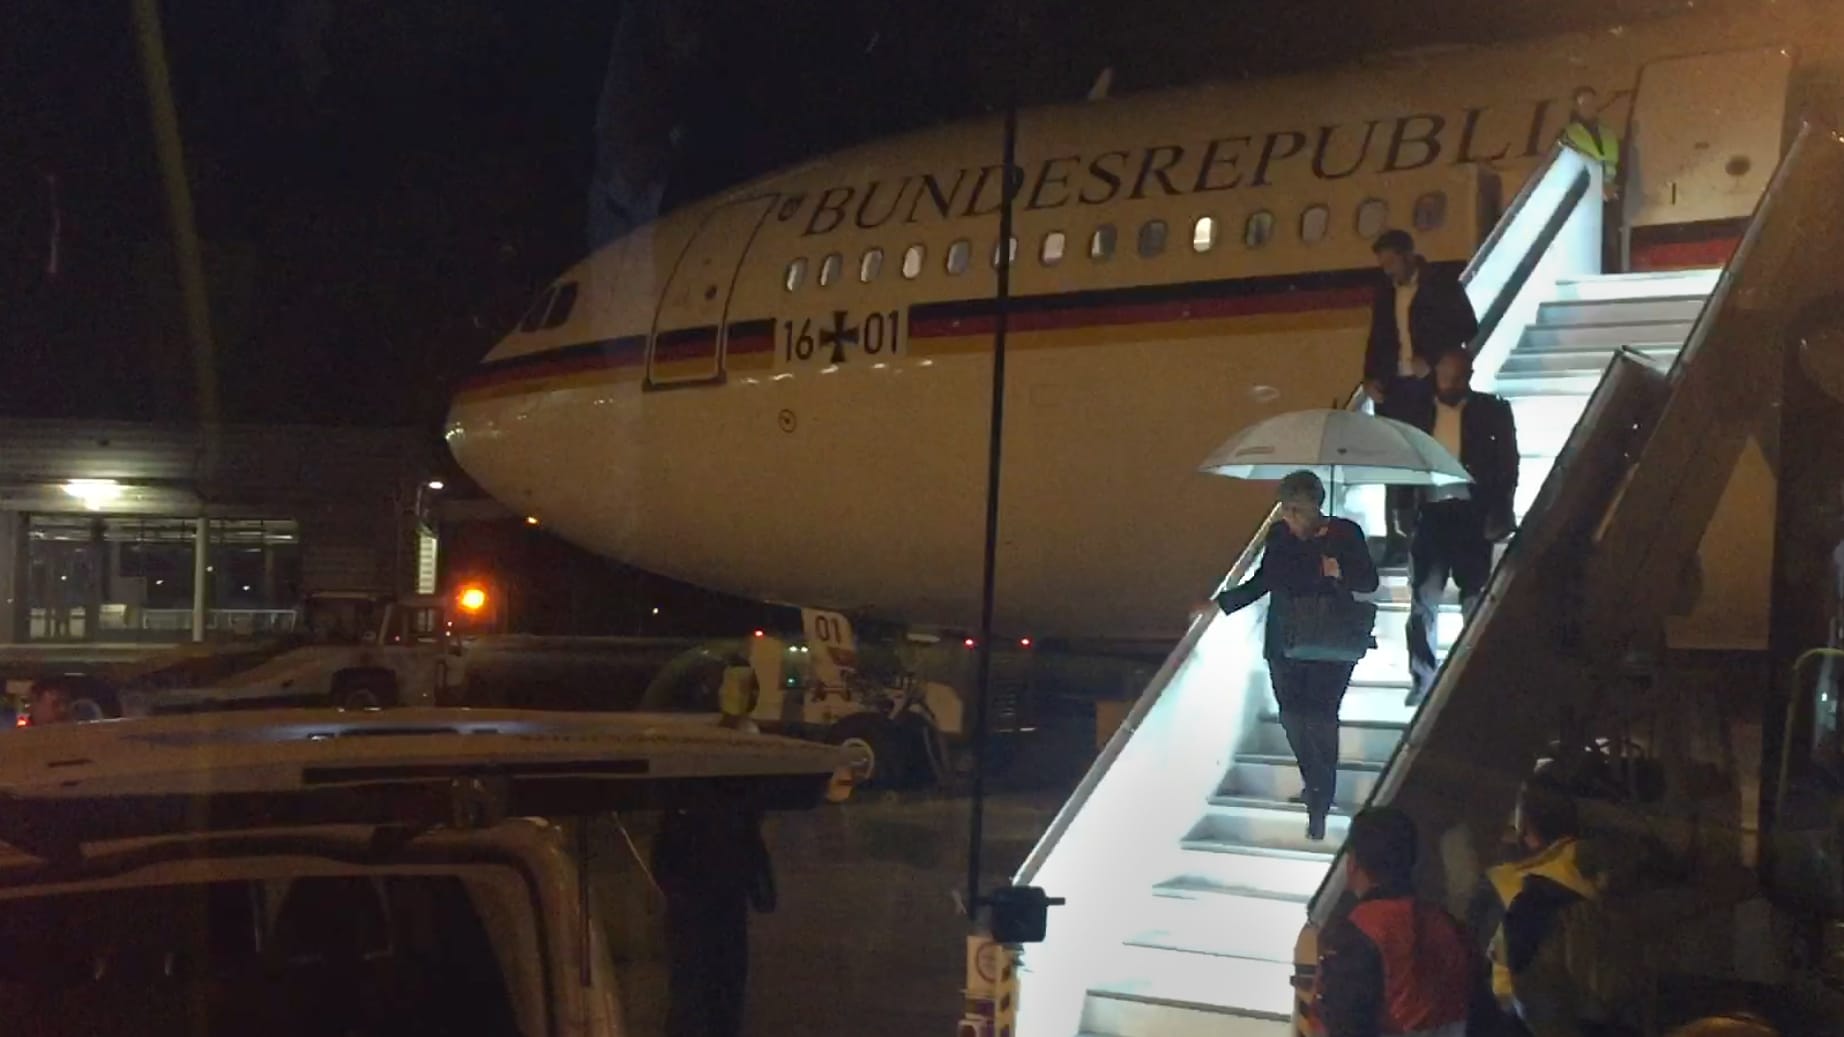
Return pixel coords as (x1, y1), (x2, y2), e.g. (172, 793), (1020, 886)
(446, 3), (1831, 641)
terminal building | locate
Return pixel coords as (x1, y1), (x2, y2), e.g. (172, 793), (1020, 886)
(0, 420), (436, 651)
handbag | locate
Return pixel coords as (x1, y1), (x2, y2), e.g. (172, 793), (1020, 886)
(1279, 593), (1377, 663)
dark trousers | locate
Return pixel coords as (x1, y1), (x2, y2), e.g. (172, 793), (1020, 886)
(1603, 197), (1623, 273)
(1376, 375), (1430, 540)
(1408, 500), (1492, 702)
(664, 894), (750, 1037)
(1270, 658), (1356, 811)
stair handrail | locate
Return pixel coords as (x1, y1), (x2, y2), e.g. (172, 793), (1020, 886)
(1012, 503), (1286, 885)
(1459, 144), (1569, 285)
(1461, 145), (1597, 380)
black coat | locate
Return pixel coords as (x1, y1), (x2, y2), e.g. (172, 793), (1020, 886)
(1217, 517), (1379, 660)
(1364, 259), (1479, 385)
(1397, 386), (1520, 537)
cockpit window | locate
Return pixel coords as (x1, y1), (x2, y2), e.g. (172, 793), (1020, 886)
(540, 282), (578, 329)
(517, 287), (555, 333)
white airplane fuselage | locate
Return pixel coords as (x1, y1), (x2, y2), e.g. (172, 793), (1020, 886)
(447, 9), (1823, 639)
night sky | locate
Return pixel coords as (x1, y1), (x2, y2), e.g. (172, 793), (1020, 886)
(4, 0), (1719, 432)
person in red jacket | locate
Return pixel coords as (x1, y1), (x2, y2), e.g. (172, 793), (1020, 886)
(1312, 806), (1487, 1037)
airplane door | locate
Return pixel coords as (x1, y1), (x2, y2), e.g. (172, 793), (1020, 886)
(647, 195), (777, 388)
(1626, 48), (1792, 234)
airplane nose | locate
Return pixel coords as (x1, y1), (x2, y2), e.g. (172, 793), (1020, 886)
(445, 265), (653, 555)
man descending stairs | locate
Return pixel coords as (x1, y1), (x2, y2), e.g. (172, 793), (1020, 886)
(1069, 266), (1719, 1037)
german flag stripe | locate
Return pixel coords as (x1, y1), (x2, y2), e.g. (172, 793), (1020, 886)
(911, 307), (1370, 355)
(905, 266), (1385, 357)
(1630, 218), (1745, 273)
(726, 318), (777, 372)
(652, 325), (720, 363)
(454, 264), (1410, 400)
(727, 318), (776, 354)
(455, 335), (647, 399)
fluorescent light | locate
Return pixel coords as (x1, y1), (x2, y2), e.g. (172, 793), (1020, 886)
(62, 479), (122, 509)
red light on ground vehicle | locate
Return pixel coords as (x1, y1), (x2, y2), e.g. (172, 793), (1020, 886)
(964, 638), (976, 649)
(14, 713), (26, 728)
(753, 629), (765, 638)
(1019, 637), (1032, 648)
(457, 585), (488, 614)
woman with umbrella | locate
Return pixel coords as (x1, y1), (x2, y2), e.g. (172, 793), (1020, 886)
(1216, 469), (1378, 840)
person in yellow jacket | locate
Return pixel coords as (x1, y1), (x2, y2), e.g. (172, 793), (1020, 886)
(1561, 86), (1621, 202)
(1561, 86), (1625, 272)
(1466, 780), (1602, 1022)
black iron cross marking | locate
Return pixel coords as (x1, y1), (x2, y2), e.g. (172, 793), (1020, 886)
(819, 310), (858, 364)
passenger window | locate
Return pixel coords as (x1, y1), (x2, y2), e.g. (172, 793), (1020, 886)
(860, 248), (884, 283)
(1192, 216), (1218, 253)
(1243, 211), (1274, 248)
(784, 258), (807, 292)
(992, 237), (1018, 269)
(1041, 231), (1066, 266)
(1138, 220), (1168, 258)
(518, 288), (554, 333)
(1089, 224), (1117, 261)
(902, 245), (925, 279)
(1355, 198), (1390, 240)
(947, 240), (971, 275)
(1414, 191), (1448, 232)
(541, 282), (578, 329)
(1300, 204), (1330, 244)
(819, 253), (842, 287)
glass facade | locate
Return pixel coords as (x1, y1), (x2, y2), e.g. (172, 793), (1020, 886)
(24, 515), (301, 642)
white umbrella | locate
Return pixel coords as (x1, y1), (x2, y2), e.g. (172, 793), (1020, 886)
(1199, 408), (1470, 485)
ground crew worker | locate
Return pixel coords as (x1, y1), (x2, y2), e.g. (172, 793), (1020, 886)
(1311, 806), (1483, 1037)
(717, 660), (760, 732)
(1561, 86), (1620, 197)
(652, 655), (777, 1037)
(1559, 86), (1623, 269)
(1467, 779), (1601, 1029)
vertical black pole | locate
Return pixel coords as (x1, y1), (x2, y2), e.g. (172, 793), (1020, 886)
(966, 6), (1021, 915)
(131, 0), (220, 473)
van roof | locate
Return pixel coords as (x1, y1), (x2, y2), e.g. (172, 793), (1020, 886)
(0, 709), (847, 860)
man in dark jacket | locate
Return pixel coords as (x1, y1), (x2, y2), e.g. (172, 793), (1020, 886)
(1312, 806), (1487, 1037)
(1218, 470), (1379, 840)
(1396, 347), (1518, 706)
(1364, 229), (1480, 561)
(653, 803), (776, 1037)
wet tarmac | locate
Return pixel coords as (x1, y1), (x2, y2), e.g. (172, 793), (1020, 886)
(593, 708), (1095, 1036)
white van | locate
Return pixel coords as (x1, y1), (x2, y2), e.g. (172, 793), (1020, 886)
(0, 709), (851, 1036)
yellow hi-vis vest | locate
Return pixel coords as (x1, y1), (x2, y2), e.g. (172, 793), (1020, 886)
(1561, 119), (1620, 183)
(718, 666), (759, 720)
(1485, 837), (1599, 1003)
